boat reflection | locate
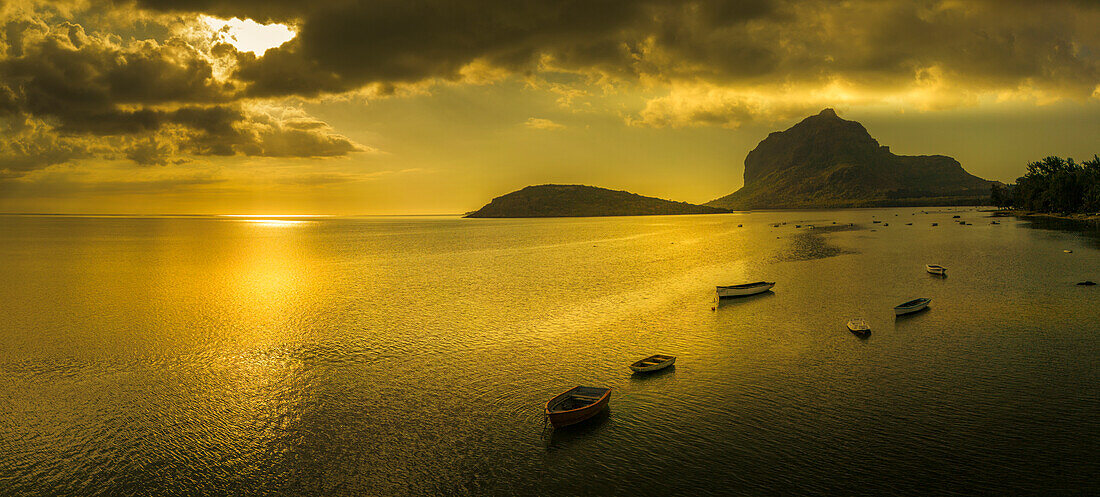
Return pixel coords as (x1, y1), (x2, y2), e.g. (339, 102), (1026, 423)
(545, 408), (612, 449)
(715, 290), (775, 309)
(630, 364), (676, 380)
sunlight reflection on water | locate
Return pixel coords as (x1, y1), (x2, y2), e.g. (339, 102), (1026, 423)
(0, 210), (1098, 495)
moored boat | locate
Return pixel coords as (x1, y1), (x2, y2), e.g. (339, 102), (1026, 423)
(925, 264), (946, 275)
(630, 354), (676, 373)
(716, 281), (775, 298)
(846, 318), (871, 336)
(894, 297), (931, 316)
(545, 386), (611, 428)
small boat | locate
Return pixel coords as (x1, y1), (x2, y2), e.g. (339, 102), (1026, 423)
(630, 354), (676, 373)
(925, 264), (947, 275)
(1077, 280), (1096, 286)
(952, 215), (961, 218)
(846, 319), (871, 337)
(931, 223), (938, 226)
(738, 224), (743, 227)
(991, 221), (999, 225)
(884, 223), (889, 226)
(905, 222), (912, 225)
(545, 386), (611, 428)
(1064, 250), (1073, 253)
(716, 281), (775, 298)
(894, 297), (931, 316)
(872, 220), (882, 224)
(795, 225), (802, 228)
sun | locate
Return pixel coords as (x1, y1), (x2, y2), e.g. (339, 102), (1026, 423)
(201, 16), (297, 56)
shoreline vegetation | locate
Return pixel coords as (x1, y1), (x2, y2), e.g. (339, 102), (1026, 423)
(990, 156), (1100, 221)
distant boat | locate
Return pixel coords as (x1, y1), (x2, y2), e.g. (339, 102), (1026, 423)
(795, 225), (802, 228)
(1065, 250), (1074, 253)
(716, 281), (775, 298)
(905, 222), (912, 225)
(872, 220), (882, 224)
(738, 224), (743, 227)
(925, 264), (947, 275)
(630, 354), (676, 373)
(1077, 280), (1096, 286)
(894, 298), (931, 316)
(884, 223), (889, 226)
(545, 386), (611, 428)
(952, 215), (961, 218)
(846, 319), (871, 337)
(932, 223), (938, 226)
(991, 221), (1000, 225)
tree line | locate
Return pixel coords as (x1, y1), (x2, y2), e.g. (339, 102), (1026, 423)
(990, 155), (1100, 213)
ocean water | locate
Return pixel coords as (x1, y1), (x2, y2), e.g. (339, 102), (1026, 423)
(1, 209), (1098, 496)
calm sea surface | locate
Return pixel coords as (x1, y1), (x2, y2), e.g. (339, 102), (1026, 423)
(1, 209), (1098, 496)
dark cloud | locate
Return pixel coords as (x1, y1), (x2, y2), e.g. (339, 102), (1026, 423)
(3, 0), (1100, 174)
(0, 6), (366, 175)
(122, 0), (1098, 101)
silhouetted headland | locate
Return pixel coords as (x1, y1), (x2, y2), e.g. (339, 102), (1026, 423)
(706, 109), (997, 209)
(464, 184), (730, 218)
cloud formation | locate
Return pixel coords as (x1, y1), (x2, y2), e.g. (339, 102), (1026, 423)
(2, 0), (1100, 179)
(0, 3), (365, 178)
(524, 118), (565, 130)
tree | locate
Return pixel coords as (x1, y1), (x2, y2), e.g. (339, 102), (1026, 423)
(996, 155), (1100, 214)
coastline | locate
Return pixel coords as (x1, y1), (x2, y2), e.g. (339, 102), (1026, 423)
(998, 209), (1100, 225)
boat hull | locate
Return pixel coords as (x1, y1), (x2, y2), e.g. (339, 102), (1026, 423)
(716, 282), (775, 298)
(545, 388), (611, 428)
(894, 301), (930, 316)
(847, 321), (871, 336)
(925, 265), (946, 275)
(630, 356), (676, 373)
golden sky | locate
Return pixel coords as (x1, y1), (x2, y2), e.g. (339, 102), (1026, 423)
(1, 0), (1099, 214)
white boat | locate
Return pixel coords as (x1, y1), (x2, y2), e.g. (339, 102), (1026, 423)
(716, 281), (775, 298)
(846, 319), (870, 336)
(925, 264), (946, 275)
(629, 354), (676, 373)
(894, 297), (931, 316)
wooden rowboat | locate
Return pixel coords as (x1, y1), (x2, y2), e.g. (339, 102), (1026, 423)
(846, 318), (871, 337)
(630, 354), (676, 373)
(545, 386), (611, 428)
(894, 297), (931, 316)
(925, 264), (946, 275)
(716, 281), (775, 298)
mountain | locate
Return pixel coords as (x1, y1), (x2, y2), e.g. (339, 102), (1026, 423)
(706, 109), (996, 209)
(465, 184), (730, 218)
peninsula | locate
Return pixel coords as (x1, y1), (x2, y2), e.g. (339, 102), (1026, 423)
(464, 185), (730, 218)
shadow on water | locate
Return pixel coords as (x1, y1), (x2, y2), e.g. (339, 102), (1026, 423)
(928, 273), (948, 280)
(545, 408), (612, 450)
(893, 307), (932, 327)
(1018, 216), (1100, 249)
(715, 290), (775, 309)
(775, 225), (860, 262)
(629, 365), (676, 382)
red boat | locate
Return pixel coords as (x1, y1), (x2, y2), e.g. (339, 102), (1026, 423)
(545, 386), (611, 428)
